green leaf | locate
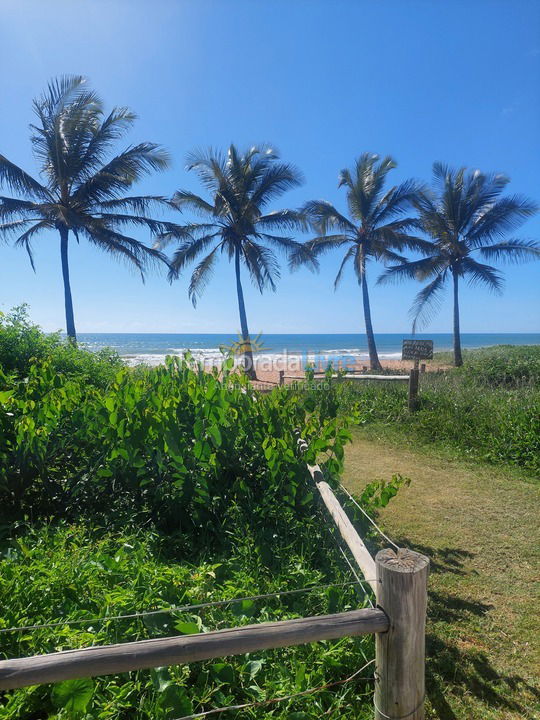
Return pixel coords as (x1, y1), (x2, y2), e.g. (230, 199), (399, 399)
(143, 612), (174, 636)
(244, 659), (264, 679)
(210, 662), (235, 684)
(151, 666), (172, 692)
(158, 685), (193, 715)
(232, 598), (256, 617)
(175, 620), (200, 635)
(52, 678), (94, 712)
(207, 424), (222, 448)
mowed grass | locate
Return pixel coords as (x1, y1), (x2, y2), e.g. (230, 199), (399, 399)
(342, 431), (540, 720)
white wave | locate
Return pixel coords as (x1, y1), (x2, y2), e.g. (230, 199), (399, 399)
(122, 347), (405, 368)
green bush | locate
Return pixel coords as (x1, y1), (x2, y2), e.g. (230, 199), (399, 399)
(456, 345), (540, 388)
(0, 355), (352, 539)
(0, 305), (122, 387)
(0, 522), (374, 720)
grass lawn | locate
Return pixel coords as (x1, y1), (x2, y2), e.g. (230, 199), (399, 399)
(342, 430), (540, 720)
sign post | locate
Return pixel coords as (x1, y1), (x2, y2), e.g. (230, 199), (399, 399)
(402, 340), (433, 411)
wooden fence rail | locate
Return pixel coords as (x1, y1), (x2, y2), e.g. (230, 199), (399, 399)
(282, 373), (408, 382)
(0, 609), (387, 690)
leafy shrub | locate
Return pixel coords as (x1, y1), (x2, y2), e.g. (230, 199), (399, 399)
(456, 345), (540, 388)
(0, 355), (353, 540)
(0, 522), (374, 720)
(0, 305), (122, 387)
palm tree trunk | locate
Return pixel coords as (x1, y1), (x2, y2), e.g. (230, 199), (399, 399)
(234, 246), (256, 379)
(360, 255), (382, 371)
(59, 226), (77, 343)
(452, 269), (463, 367)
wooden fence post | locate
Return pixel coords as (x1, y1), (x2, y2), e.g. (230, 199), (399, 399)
(279, 370), (284, 386)
(408, 367), (419, 411)
(374, 548), (429, 720)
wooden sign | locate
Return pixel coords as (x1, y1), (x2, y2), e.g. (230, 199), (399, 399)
(402, 339), (433, 361)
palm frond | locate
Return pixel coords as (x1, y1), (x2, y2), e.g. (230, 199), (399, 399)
(343, 153), (396, 221)
(372, 223), (434, 254)
(73, 143), (170, 206)
(188, 246), (220, 306)
(168, 233), (222, 280)
(334, 245), (357, 289)
(82, 222), (169, 279)
(468, 195), (538, 246)
(301, 200), (355, 234)
(13, 220), (52, 271)
(306, 234), (351, 256)
(96, 196), (170, 214)
(96, 213), (188, 237)
(185, 147), (227, 193)
(0, 155), (50, 200)
(158, 222), (219, 250)
(477, 238), (540, 263)
(257, 209), (307, 232)
(0, 218), (44, 240)
(373, 179), (424, 225)
(250, 162), (304, 208)
(171, 190), (216, 216)
(459, 257), (503, 293)
(410, 272), (448, 332)
(242, 241), (280, 292)
(0, 196), (45, 220)
(74, 107), (136, 181)
(377, 256), (446, 285)
(286, 239), (319, 272)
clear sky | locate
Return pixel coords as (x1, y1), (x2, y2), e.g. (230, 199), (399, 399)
(1, 0), (539, 334)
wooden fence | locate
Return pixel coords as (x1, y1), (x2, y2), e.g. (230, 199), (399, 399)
(0, 436), (429, 719)
(280, 369), (423, 411)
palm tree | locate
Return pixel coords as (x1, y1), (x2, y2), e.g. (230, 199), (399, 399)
(0, 75), (176, 341)
(159, 144), (310, 378)
(379, 164), (539, 366)
(295, 153), (428, 371)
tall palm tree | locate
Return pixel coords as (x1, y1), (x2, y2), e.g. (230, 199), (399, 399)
(0, 75), (176, 341)
(294, 153), (428, 371)
(379, 164), (539, 366)
(159, 144), (310, 378)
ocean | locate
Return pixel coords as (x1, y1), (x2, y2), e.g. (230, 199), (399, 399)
(76, 332), (540, 368)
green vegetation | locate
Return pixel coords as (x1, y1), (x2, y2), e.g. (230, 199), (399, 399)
(0, 319), (392, 719)
(0, 306), (122, 385)
(332, 346), (540, 475)
(0, 321), (350, 529)
(0, 524), (374, 720)
(342, 435), (540, 720)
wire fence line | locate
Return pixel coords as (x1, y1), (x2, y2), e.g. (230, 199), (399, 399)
(316, 443), (401, 553)
(0, 580), (375, 635)
(337, 481), (400, 552)
(173, 658), (376, 720)
(315, 461), (375, 609)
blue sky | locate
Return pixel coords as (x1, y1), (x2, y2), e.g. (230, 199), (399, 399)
(1, 0), (539, 334)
